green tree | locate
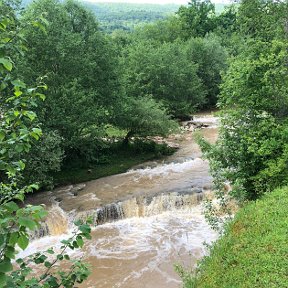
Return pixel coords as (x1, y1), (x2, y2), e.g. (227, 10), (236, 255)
(123, 40), (206, 117)
(132, 16), (182, 44)
(184, 35), (227, 107)
(196, 0), (288, 204)
(22, 130), (64, 189)
(199, 39), (288, 202)
(0, 2), (91, 286)
(114, 96), (178, 144)
(20, 0), (121, 159)
(237, 0), (288, 41)
(177, 0), (216, 39)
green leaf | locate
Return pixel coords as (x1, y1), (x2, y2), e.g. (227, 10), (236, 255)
(18, 160), (25, 170)
(47, 248), (54, 254)
(15, 193), (24, 202)
(11, 80), (26, 88)
(0, 258), (13, 273)
(84, 233), (92, 240)
(4, 246), (15, 259)
(44, 261), (52, 268)
(29, 183), (39, 190)
(30, 128), (42, 140)
(37, 209), (48, 219)
(72, 240), (79, 248)
(0, 57), (13, 71)
(0, 272), (7, 286)
(0, 81), (7, 90)
(17, 235), (29, 250)
(13, 110), (20, 117)
(32, 127), (42, 135)
(9, 232), (18, 245)
(74, 219), (82, 226)
(0, 130), (5, 141)
(46, 276), (58, 287)
(18, 217), (37, 230)
(4, 201), (19, 212)
(79, 224), (91, 234)
(2, 37), (11, 43)
(15, 144), (24, 153)
(39, 93), (46, 100)
(25, 111), (36, 121)
(14, 90), (22, 97)
(76, 236), (84, 247)
(35, 254), (47, 264)
(61, 240), (69, 245)
(16, 258), (23, 264)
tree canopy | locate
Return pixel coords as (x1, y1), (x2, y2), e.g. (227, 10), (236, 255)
(0, 2), (91, 286)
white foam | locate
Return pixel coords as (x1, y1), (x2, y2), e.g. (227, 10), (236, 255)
(17, 206), (217, 288)
(16, 232), (73, 260)
(193, 116), (218, 124)
(128, 158), (205, 180)
(87, 206), (216, 258)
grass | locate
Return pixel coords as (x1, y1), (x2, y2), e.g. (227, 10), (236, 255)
(180, 186), (288, 288)
(105, 125), (127, 138)
(53, 142), (175, 186)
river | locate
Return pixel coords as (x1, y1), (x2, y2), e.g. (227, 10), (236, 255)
(22, 114), (218, 288)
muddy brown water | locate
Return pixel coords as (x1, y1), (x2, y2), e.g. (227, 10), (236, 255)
(22, 115), (218, 288)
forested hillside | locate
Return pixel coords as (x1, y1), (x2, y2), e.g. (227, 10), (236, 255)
(83, 2), (179, 32)
(0, 0), (287, 287)
(21, 1), (228, 32)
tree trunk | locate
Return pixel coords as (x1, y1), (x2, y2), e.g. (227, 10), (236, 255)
(123, 131), (134, 146)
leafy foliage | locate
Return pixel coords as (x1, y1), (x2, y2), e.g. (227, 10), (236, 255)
(11, 0), (230, 186)
(22, 130), (64, 189)
(132, 16), (182, 44)
(200, 39), (288, 202)
(0, 2), (91, 286)
(178, 1), (288, 285)
(185, 35), (227, 107)
(177, 0), (216, 39)
(122, 40), (206, 117)
(114, 96), (178, 142)
(237, 0), (288, 41)
(17, 0), (123, 178)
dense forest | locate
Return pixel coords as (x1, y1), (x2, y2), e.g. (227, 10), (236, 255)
(0, 0), (287, 286)
(84, 2), (227, 32)
(22, 1), (228, 32)
(83, 2), (179, 32)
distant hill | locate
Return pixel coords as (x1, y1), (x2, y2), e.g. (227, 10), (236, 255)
(20, 1), (229, 33)
(82, 2), (180, 32)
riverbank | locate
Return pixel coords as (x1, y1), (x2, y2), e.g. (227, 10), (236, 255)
(53, 141), (177, 186)
(50, 112), (218, 188)
(180, 186), (288, 288)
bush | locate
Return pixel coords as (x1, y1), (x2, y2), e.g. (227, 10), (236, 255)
(23, 130), (64, 189)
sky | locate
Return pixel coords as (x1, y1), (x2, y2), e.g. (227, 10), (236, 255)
(84, 0), (231, 5)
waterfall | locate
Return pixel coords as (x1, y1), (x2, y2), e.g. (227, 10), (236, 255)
(33, 190), (212, 239)
(32, 205), (69, 239)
